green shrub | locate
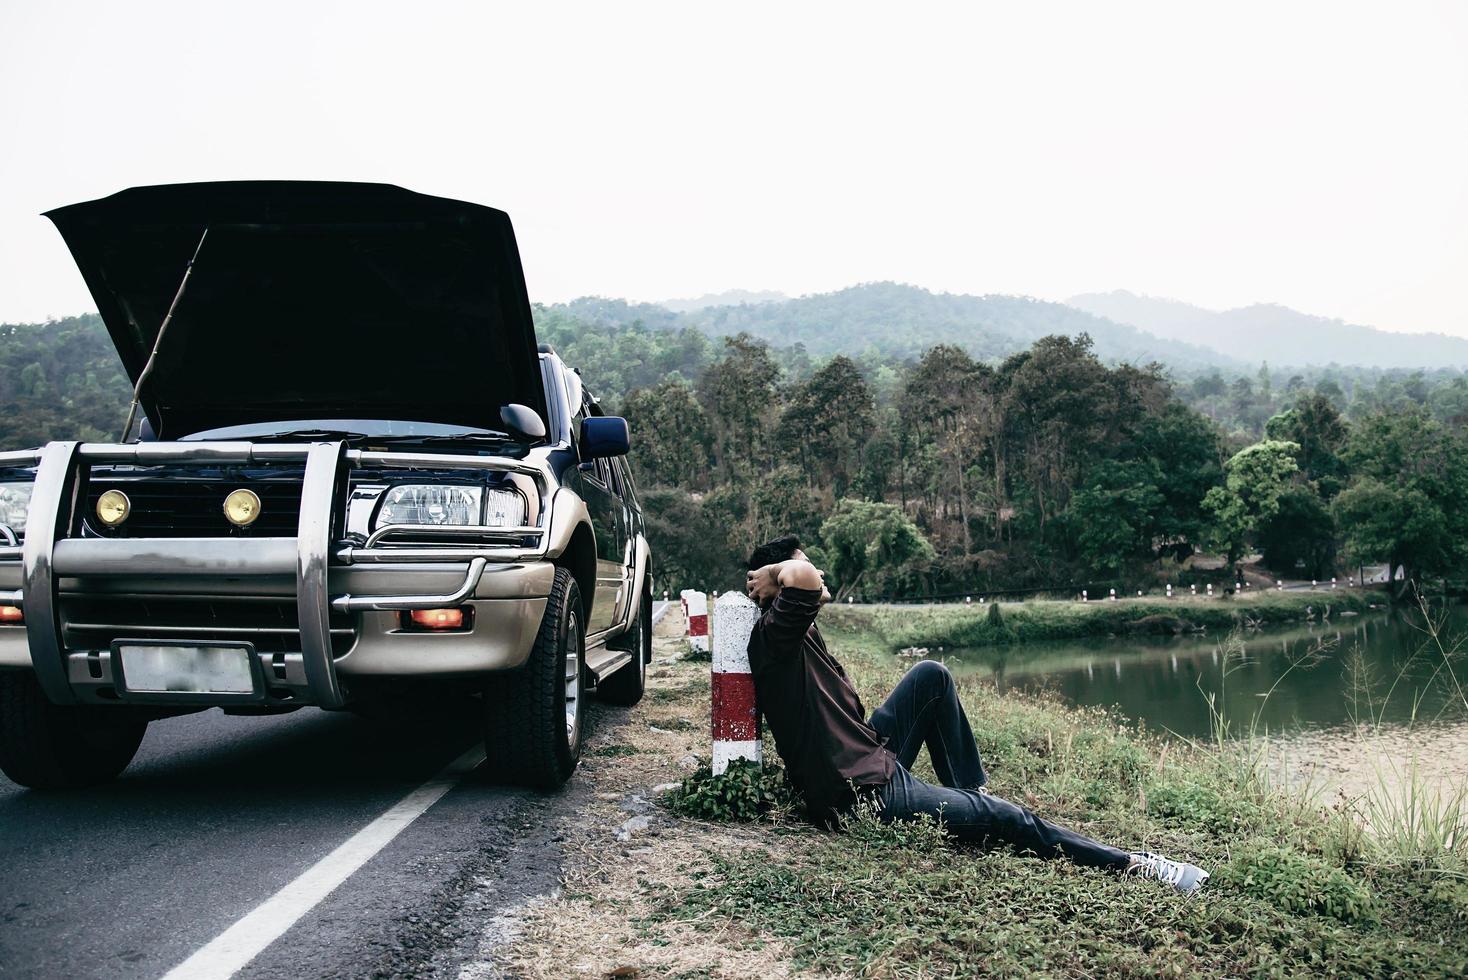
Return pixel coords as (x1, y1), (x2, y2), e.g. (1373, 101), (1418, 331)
(1221, 844), (1376, 923)
(1149, 778), (1265, 834)
(667, 759), (801, 822)
(1427, 877), (1468, 923)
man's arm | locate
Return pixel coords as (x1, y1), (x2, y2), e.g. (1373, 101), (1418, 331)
(751, 559), (825, 654)
(777, 559), (824, 592)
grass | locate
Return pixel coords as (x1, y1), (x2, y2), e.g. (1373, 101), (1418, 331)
(821, 589), (1376, 652)
(643, 614), (1468, 977)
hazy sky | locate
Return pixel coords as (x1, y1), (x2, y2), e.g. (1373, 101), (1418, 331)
(2, 1), (1466, 336)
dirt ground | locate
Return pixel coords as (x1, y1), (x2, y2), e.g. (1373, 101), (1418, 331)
(482, 607), (821, 980)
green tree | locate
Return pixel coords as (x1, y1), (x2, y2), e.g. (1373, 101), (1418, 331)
(700, 333), (782, 480)
(776, 355), (875, 497)
(1257, 488), (1336, 579)
(621, 380), (711, 490)
(1202, 440), (1300, 569)
(1069, 460), (1165, 575)
(1130, 402), (1224, 550)
(1266, 392), (1349, 494)
(818, 499), (934, 599)
(1333, 410), (1468, 594)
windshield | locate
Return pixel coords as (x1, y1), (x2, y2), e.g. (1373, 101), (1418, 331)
(180, 419), (501, 441)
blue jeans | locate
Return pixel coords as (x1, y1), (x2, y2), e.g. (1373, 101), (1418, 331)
(867, 661), (1131, 870)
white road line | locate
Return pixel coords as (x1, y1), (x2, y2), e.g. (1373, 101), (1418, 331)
(159, 743), (487, 980)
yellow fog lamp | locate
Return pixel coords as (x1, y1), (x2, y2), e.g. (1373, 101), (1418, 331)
(223, 488), (262, 527)
(96, 489), (131, 527)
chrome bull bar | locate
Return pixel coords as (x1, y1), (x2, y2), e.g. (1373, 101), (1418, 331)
(7, 440), (553, 708)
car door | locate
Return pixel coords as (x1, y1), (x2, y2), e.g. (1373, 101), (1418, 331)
(579, 451), (626, 638)
(606, 456), (637, 625)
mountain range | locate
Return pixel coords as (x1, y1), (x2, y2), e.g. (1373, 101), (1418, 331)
(570, 283), (1465, 372)
(565, 283), (1237, 371)
(1066, 291), (1468, 370)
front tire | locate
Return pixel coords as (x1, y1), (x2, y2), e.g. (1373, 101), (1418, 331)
(0, 671), (148, 790)
(483, 568), (585, 789)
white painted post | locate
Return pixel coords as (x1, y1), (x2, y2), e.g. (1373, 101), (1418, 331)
(979, 597), (986, 604)
(1082, 589), (1088, 602)
(1190, 584), (1196, 596)
(1166, 584), (1173, 598)
(1109, 588), (1117, 601)
(681, 589), (709, 653)
(1277, 579), (1283, 591)
(1137, 590), (1143, 597)
(1235, 581), (1242, 592)
(1206, 583), (1213, 597)
(965, 596), (972, 605)
(1331, 578), (1337, 589)
(711, 592), (762, 775)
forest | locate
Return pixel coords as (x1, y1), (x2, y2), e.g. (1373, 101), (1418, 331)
(3, 307), (1466, 598)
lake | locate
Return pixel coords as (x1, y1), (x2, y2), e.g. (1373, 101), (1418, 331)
(940, 604), (1468, 740)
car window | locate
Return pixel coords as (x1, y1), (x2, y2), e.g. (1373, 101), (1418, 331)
(613, 458), (638, 507)
(596, 457), (619, 493)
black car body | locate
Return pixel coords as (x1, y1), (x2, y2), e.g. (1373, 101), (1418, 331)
(0, 182), (652, 790)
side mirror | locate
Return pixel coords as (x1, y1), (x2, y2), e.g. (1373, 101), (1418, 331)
(500, 403), (547, 443)
(579, 416), (629, 460)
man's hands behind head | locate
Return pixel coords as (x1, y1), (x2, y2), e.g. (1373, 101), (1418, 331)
(745, 551), (831, 607)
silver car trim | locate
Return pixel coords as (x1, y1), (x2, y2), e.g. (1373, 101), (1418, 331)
(330, 557), (488, 613)
(52, 538), (299, 576)
(363, 523), (543, 548)
(333, 545), (541, 564)
(0, 588), (21, 605)
(23, 442), (81, 703)
(297, 441), (345, 708)
(77, 441), (311, 464)
(347, 449), (543, 476)
(0, 524), (17, 546)
(64, 621), (355, 637)
(0, 449), (42, 465)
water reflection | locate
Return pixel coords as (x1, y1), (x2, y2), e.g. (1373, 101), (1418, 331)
(941, 606), (1468, 738)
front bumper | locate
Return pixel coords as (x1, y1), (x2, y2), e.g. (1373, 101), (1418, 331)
(0, 440), (565, 708)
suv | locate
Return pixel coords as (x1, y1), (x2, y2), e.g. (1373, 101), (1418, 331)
(0, 181), (652, 790)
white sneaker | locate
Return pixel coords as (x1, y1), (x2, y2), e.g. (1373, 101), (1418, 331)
(1128, 851), (1210, 894)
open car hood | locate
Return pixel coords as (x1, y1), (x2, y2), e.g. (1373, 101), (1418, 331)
(46, 181), (546, 439)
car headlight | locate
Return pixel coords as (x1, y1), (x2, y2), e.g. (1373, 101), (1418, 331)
(376, 485), (483, 528)
(0, 482), (33, 536)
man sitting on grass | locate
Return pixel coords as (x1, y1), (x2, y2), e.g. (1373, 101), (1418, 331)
(743, 535), (1209, 894)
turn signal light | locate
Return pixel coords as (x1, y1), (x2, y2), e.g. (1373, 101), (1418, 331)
(409, 607), (466, 630)
(0, 605), (22, 624)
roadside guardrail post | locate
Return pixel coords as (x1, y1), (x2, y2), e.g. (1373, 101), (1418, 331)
(711, 591), (762, 775)
(682, 589), (709, 654)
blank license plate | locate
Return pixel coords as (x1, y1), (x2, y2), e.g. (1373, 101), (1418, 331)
(117, 644), (257, 695)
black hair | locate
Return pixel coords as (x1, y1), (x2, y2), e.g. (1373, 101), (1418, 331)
(747, 534), (801, 571)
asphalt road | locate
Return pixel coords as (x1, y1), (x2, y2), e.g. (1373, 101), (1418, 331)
(0, 601), (671, 980)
